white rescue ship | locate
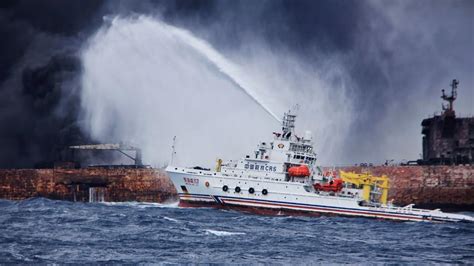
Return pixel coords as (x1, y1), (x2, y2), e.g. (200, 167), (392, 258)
(166, 111), (474, 223)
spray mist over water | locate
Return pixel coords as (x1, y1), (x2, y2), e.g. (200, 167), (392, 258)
(80, 16), (354, 166)
(159, 23), (282, 124)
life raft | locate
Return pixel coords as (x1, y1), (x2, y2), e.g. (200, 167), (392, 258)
(314, 178), (343, 192)
(288, 165), (310, 177)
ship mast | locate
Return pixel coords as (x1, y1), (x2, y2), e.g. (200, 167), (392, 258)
(170, 136), (177, 165)
(282, 111), (296, 140)
(441, 79), (458, 117)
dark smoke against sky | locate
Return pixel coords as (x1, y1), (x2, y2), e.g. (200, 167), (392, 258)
(0, 0), (472, 168)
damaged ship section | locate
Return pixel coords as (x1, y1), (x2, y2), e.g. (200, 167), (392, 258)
(421, 80), (474, 165)
(0, 167), (176, 203)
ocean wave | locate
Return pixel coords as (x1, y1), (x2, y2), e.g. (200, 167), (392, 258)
(1, 198), (473, 264)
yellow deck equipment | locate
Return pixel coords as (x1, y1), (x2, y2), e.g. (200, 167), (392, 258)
(339, 171), (389, 205)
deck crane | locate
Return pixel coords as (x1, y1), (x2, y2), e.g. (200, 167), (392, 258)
(339, 171), (389, 205)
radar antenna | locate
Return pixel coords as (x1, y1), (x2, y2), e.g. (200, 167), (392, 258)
(441, 79), (458, 116)
(291, 104), (300, 114)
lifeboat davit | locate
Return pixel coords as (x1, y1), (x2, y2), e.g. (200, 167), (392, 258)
(288, 165), (310, 177)
(314, 178), (343, 192)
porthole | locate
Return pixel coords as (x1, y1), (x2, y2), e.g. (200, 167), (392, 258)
(249, 187), (255, 194)
(262, 189), (268, 195)
(235, 186), (241, 193)
(223, 185), (229, 192)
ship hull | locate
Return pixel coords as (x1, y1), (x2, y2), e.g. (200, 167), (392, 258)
(167, 167), (474, 223)
(177, 192), (430, 221)
(178, 198), (327, 217)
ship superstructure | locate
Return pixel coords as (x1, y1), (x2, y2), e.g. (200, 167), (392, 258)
(166, 111), (474, 223)
(218, 111), (317, 184)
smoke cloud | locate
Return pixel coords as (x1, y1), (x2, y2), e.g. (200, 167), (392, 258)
(344, 0), (474, 163)
(0, 0), (105, 168)
(0, 0), (472, 168)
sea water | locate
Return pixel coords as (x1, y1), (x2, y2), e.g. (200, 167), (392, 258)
(0, 198), (473, 264)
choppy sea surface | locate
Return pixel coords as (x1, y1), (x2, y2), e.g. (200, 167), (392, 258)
(0, 198), (473, 264)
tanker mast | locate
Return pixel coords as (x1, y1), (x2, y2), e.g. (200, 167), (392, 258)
(441, 79), (458, 117)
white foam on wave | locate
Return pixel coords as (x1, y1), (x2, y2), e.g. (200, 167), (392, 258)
(205, 229), (246, 236)
(101, 201), (179, 208)
(163, 216), (179, 222)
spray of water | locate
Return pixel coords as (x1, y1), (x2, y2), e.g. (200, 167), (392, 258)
(161, 23), (282, 123)
(80, 16), (354, 166)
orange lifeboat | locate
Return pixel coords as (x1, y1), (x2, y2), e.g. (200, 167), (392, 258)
(288, 165), (310, 177)
(314, 178), (344, 192)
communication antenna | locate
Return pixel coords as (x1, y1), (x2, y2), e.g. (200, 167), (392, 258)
(291, 104), (301, 114)
(170, 136), (177, 165)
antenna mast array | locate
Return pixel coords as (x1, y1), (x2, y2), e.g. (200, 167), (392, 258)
(441, 79), (458, 116)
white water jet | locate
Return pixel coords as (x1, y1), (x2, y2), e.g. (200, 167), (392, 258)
(80, 16), (354, 166)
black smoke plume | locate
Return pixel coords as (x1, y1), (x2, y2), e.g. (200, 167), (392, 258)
(0, 0), (472, 168)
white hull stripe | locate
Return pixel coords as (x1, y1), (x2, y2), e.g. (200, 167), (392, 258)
(178, 193), (428, 221)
